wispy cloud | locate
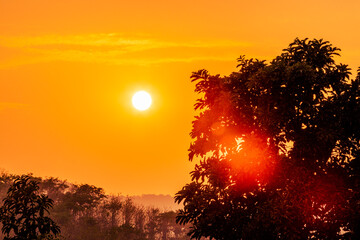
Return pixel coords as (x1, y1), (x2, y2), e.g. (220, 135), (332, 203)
(0, 33), (250, 49)
(0, 33), (251, 67)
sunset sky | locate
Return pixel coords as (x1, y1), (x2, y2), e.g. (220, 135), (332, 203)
(1, 0), (360, 196)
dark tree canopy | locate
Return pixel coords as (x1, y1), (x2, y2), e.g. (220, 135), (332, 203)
(175, 38), (360, 239)
(0, 175), (60, 240)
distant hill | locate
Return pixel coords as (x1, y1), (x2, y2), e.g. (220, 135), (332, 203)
(125, 194), (181, 211)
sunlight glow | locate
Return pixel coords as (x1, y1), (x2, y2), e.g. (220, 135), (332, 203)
(132, 91), (152, 111)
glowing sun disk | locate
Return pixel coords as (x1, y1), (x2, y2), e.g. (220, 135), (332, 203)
(132, 91), (152, 111)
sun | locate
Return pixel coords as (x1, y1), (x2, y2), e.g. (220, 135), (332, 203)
(132, 91), (152, 111)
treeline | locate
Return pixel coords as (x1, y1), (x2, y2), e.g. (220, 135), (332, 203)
(0, 172), (189, 240)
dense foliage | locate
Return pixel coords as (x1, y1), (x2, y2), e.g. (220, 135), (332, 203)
(175, 38), (360, 239)
(0, 175), (60, 240)
(0, 173), (189, 240)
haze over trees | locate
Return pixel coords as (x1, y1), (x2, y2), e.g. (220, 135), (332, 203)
(175, 38), (360, 239)
(0, 173), (189, 240)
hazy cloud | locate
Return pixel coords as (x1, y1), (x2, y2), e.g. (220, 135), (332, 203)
(0, 33), (251, 67)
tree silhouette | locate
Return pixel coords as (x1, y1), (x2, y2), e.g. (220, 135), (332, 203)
(0, 173), (189, 240)
(175, 38), (360, 239)
(145, 208), (160, 240)
(0, 175), (60, 240)
(104, 195), (123, 228)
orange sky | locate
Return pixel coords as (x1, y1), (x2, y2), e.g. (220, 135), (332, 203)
(1, 0), (360, 195)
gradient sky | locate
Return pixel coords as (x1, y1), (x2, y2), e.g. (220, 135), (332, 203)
(1, 0), (360, 195)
